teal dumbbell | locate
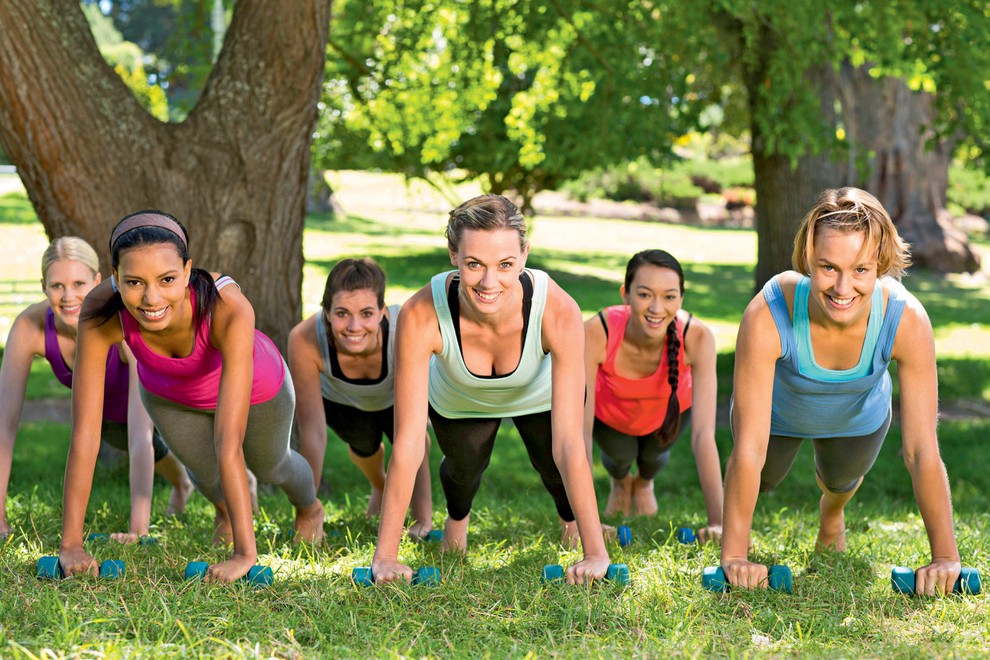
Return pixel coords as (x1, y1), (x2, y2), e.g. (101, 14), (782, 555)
(36, 556), (125, 579)
(541, 563), (630, 586)
(702, 565), (792, 593)
(891, 566), (981, 595)
(87, 532), (158, 546)
(677, 527), (696, 544)
(351, 566), (441, 586)
(183, 561), (273, 587)
(617, 525), (632, 547)
(418, 530), (444, 543)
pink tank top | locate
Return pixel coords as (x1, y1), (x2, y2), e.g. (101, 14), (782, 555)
(594, 305), (692, 436)
(44, 308), (130, 423)
(119, 283), (285, 409)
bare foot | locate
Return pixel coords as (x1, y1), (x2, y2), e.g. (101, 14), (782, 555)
(365, 487), (384, 519)
(246, 470), (259, 515)
(604, 476), (633, 517)
(560, 518), (580, 550)
(212, 507), (233, 547)
(632, 476), (658, 517)
(815, 494), (847, 551)
(165, 473), (194, 516)
(294, 499), (326, 544)
(440, 514), (469, 553)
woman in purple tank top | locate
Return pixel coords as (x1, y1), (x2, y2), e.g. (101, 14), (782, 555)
(59, 212), (322, 584)
(0, 237), (192, 542)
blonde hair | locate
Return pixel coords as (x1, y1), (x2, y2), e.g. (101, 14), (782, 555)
(445, 194), (528, 253)
(792, 187), (911, 279)
(41, 237), (100, 282)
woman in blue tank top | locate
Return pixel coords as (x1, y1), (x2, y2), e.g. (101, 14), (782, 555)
(721, 187), (963, 596)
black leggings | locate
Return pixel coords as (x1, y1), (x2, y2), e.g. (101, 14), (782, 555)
(101, 421), (170, 463)
(593, 409), (692, 481)
(323, 399), (393, 458)
(428, 406), (574, 522)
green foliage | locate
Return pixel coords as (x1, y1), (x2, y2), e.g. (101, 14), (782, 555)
(318, 1), (712, 206)
(948, 159), (990, 216)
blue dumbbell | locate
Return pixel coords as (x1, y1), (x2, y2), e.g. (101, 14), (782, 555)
(617, 525), (632, 547)
(36, 556), (125, 579)
(677, 527), (696, 544)
(87, 533), (158, 546)
(891, 566), (982, 595)
(418, 530), (444, 543)
(351, 565), (441, 586)
(183, 561), (273, 587)
(702, 565), (792, 593)
(541, 563), (630, 586)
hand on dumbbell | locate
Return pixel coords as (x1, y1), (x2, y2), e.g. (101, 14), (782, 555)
(352, 565), (441, 586)
(891, 562), (980, 596)
(677, 525), (722, 545)
(542, 561), (629, 586)
(40, 547), (124, 580)
(88, 532), (158, 546)
(706, 559), (792, 592)
(184, 555), (267, 584)
(184, 560), (273, 586)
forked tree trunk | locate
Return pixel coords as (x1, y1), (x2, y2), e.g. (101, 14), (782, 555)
(0, 0), (332, 349)
(836, 61), (980, 274)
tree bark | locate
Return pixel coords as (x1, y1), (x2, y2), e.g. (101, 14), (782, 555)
(836, 61), (980, 274)
(0, 0), (332, 350)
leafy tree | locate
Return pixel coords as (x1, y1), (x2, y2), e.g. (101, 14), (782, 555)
(0, 0), (331, 349)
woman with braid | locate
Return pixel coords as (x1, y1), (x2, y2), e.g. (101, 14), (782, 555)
(58, 211), (323, 583)
(584, 250), (723, 543)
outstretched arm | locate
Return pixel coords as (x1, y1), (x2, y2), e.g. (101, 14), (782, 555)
(544, 282), (609, 584)
(288, 315), (329, 491)
(720, 289), (780, 588)
(683, 315), (723, 543)
(60, 283), (120, 575)
(893, 294), (960, 595)
(0, 304), (47, 537)
(118, 342), (155, 541)
(371, 287), (439, 582)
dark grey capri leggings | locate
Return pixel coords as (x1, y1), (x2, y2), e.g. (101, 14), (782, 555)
(101, 421), (170, 463)
(139, 375), (315, 509)
(593, 409), (692, 481)
(756, 409), (892, 494)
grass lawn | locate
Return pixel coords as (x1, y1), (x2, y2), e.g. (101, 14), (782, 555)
(1, 173), (989, 657)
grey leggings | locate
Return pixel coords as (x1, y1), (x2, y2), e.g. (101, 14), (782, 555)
(139, 375), (315, 509)
(757, 410), (892, 494)
(593, 409), (692, 481)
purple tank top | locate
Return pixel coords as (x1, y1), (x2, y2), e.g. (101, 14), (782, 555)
(44, 308), (130, 423)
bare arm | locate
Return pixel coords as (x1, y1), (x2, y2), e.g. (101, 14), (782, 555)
(544, 281), (610, 583)
(371, 286), (440, 582)
(720, 288), (781, 588)
(121, 342), (155, 540)
(0, 303), (48, 536)
(288, 315), (329, 490)
(892, 293), (960, 595)
(582, 315), (607, 465)
(682, 314), (723, 542)
(210, 282), (259, 579)
(59, 282), (121, 575)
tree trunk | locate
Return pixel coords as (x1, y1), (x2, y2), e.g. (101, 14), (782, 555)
(836, 61), (980, 274)
(0, 0), (332, 350)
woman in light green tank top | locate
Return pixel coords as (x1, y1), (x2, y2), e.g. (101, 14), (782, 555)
(369, 194), (612, 586)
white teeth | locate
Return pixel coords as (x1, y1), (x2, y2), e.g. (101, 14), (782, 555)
(476, 291), (499, 302)
(830, 296), (853, 305)
(143, 307), (167, 320)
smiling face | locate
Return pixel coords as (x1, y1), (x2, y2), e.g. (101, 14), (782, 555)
(113, 243), (191, 332)
(450, 227), (528, 317)
(808, 228), (878, 327)
(43, 259), (101, 330)
(621, 264), (682, 340)
(326, 288), (385, 357)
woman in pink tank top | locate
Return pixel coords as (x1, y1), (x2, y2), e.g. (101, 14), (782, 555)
(0, 237), (191, 542)
(58, 212), (322, 584)
(584, 250), (723, 543)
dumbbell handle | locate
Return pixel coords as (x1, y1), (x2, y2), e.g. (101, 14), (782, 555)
(36, 557), (124, 579)
(702, 565), (792, 593)
(891, 566), (981, 595)
(541, 563), (630, 585)
(352, 566), (441, 586)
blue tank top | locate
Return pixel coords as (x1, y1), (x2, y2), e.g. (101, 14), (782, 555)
(764, 275), (907, 438)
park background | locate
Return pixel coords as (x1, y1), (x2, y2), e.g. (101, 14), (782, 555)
(1, 1), (990, 658)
